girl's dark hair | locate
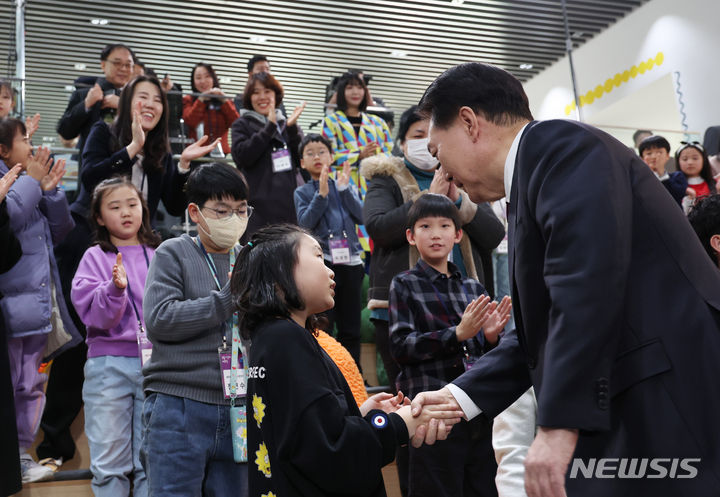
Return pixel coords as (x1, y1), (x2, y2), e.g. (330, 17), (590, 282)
(396, 105), (424, 144)
(231, 224), (317, 339)
(90, 176), (161, 253)
(407, 193), (462, 231)
(335, 72), (367, 113)
(676, 142), (715, 193)
(190, 63), (220, 95)
(0, 118), (26, 162)
(110, 75), (169, 173)
(242, 72), (284, 111)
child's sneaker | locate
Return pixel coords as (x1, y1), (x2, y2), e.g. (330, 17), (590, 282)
(19, 452), (54, 483)
(38, 457), (63, 472)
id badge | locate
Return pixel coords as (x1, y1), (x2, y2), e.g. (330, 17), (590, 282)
(462, 355), (477, 371)
(219, 349), (247, 398)
(137, 328), (152, 367)
(329, 236), (351, 265)
(230, 405), (248, 463)
(271, 148), (292, 173)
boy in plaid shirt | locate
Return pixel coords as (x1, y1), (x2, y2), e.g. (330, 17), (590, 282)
(389, 193), (512, 497)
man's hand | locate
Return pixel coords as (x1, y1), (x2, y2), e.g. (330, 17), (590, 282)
(524, 427), (579, 497)
(102, 93), (120, 109)
(409, 386), (464, 447)
(85, 83), (103, 109)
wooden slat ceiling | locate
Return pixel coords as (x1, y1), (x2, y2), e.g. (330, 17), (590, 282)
(0, 0), (647, 143)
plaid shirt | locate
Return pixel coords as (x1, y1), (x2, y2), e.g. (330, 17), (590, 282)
(389, 259), (489, 397)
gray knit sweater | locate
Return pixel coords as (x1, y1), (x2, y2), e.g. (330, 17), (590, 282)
(142, 234), (245, 405)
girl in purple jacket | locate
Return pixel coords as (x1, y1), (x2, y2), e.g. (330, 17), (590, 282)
(0, 118), (78, 483)
(71, 177), (160, 497)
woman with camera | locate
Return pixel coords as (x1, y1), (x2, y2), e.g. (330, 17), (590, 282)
(182, 63), (239, 155)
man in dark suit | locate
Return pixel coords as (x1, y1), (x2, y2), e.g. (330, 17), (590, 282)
(410, 62), (720, 496)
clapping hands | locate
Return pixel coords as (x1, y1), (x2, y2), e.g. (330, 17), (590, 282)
(26, 146), (67, 191)
(112, 252), (127, 289)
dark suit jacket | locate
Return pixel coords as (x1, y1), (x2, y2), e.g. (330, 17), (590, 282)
(56, 76), (120, 168)
(453, 120), (720, 495)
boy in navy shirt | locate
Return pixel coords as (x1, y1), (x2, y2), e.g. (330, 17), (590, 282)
(389, 193), (511, 497)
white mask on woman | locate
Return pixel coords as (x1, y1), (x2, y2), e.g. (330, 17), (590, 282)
(405, 138), (439, 171)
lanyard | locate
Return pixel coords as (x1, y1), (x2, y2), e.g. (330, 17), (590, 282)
(125, 246), (150, 333)
(195, 238), (245, 403)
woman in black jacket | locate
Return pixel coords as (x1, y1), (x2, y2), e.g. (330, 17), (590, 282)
(230, 72), (306, 238)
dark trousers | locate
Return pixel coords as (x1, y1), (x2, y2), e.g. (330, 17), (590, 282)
(0, 309), (21, 495)
(408, 418), (498, 497)
(323, 261), (365, 369)
(371, 318), (401, 394)
(37, 213), (91, 461)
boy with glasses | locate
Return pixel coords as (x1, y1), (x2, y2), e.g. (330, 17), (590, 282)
(140, 162), (251, 496)
(294, 134), (365, 368)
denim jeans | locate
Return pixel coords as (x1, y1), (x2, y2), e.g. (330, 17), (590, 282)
(83, 355), (146, 497)
(140, 392), (248, 497)
(492, 251), (515, 332)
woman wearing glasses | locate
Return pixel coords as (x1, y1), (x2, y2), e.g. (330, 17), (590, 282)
(230, 72), (306, 238)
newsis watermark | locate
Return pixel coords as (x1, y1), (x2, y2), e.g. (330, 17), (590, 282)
(569, 458), (701, 479)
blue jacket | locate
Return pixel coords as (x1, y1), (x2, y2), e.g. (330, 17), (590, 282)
(294, 178), (363, 258)
(0, 160), (81, 357)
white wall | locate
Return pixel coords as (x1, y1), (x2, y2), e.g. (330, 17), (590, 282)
(523, 0), (720, 147)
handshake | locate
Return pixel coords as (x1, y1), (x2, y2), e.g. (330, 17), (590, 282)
(360, 387), (463, 447)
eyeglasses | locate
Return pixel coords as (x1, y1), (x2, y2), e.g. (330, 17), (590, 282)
(202, 205), (254, 219)
(303, 149), (330, 159)
(107, 59), (134, 70)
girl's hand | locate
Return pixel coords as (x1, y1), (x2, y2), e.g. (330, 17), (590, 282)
(359, 391), (411, 417)
(318, 165), (329, 197)
(482, 296), (512, 345)
(26, 146), (53, 182)
(40, 158), (67, 191)
(0, 165), (21, 202)
(180, 135), (222, 169)
(25, 113), (41, 139)
(358, 141), (378, 160)
(287, 101), (306, 127)
(336, 161), (351, 189)
(112, 252), (127, 289)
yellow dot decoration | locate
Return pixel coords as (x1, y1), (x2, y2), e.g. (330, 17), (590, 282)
(564, 52), (664, 115)
(253, 394), (266, 428)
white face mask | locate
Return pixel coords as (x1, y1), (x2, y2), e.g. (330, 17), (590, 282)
(405, 137), (439, 171)
(197, 210), (248, 250)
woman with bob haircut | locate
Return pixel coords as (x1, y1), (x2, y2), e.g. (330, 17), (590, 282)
(231, 72), (306, 238)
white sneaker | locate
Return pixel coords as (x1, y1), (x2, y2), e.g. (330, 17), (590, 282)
(19, 452), (54, 483)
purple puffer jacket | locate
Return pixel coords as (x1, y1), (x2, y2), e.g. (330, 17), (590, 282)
(0, 159), (81, 358)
